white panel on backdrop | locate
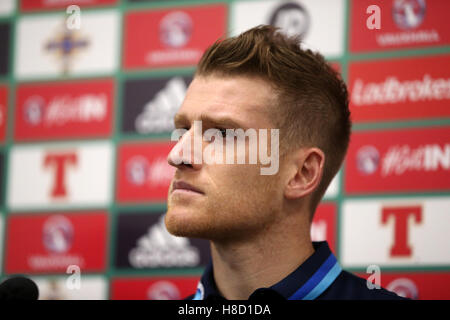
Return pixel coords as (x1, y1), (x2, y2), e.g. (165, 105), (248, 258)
(8, 141), (114, 210)
(15, 10), (120, 79)
(231, 0), (345, 58)
(324, 171), (340, 199)
(32, 276), (107, 300)
(0, 0), (15, 16)
(341, 197), (450, 268)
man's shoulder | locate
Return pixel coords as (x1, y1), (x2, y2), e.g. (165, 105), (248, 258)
(319, 270), (408, 300)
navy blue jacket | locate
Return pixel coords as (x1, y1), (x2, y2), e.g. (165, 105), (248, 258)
(188, 241), (406, 300)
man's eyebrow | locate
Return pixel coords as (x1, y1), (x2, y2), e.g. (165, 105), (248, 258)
(173, 113), (187, 126)
(199, 114), (245, 129)
(174, 113), (246, 129)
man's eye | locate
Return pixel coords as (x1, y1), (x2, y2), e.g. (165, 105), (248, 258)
(218, 128), (227, 137)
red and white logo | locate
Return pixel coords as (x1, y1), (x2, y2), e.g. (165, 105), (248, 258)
(123, 4), (227, 69)
(110, 277), (199, 300)
(15, 79), (114, 141)
(159, 11), (193, 49)
(349, 55), (450, 122)
(350, 0), (450, 52)
(147, 281), (181, 300)
(42, 215), (74, 254)
(6, 212), (108, 274)
(345, 127), (450, 194)
(0, 85), (7, 142)
(341, 197), (450, 268)
(356, 272), (450, 300)
(386, 278), (419, 299)
(116, 142), (175, 203)
(8, 142), (113, 210)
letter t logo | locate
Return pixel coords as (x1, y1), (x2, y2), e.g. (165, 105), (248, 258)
(381, 206), (422, 257)
(44, 152), (78, 199)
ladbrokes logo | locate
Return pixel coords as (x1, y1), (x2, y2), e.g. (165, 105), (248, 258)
(129, 215), (200, 268)
(349, 56), (450, 122)
(351, 74), (450, 106)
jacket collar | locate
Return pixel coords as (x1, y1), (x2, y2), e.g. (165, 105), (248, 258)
(193, 241), (342, 300)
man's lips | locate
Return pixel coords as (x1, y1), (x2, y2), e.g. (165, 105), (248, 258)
(171, 180), (204, 195)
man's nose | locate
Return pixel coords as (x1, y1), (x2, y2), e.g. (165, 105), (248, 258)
(167, 128), (202, 170)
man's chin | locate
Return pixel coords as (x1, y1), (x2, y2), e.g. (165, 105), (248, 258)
(165, 208), (204, 238)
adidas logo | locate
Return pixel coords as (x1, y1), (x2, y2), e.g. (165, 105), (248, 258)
(129, 215), (200, 268)
(135, 77), (187, 134)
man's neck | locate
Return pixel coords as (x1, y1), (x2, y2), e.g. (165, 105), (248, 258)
(209, 219), (314, 300)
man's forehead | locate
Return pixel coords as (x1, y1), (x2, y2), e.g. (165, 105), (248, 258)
(177, 75), (277, 126)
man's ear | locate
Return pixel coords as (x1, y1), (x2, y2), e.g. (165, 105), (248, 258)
(284, 148), (325, 200)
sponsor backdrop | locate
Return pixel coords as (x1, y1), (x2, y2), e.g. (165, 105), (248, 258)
(0, 0), (449, 300)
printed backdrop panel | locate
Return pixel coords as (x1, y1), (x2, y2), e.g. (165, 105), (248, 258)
(15, 10), (120, 79)
(341, 197), (450, 268)
(8, 141), (114, 210)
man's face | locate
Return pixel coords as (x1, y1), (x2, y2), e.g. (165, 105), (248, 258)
(165, 75), (286, 241)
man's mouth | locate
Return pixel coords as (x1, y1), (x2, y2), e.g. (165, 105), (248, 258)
(171, 180), (204, 195)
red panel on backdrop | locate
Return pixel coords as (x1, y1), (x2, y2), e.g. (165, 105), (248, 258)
(350, 0), (450, 53)
(345, 126), (450, 194)
(116, 141), (176, 203)
(357, 272), (450, 300)
(311, 203), (337, 253)
(123, 4), (227, 69)
(14, 79), (114, 141)
(349, 55), (450, 122)
(20, 0), (118, 11)
(5, 212), (108, 274)
(111, 277), (199, 300)
(0, 85), (7, 142)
